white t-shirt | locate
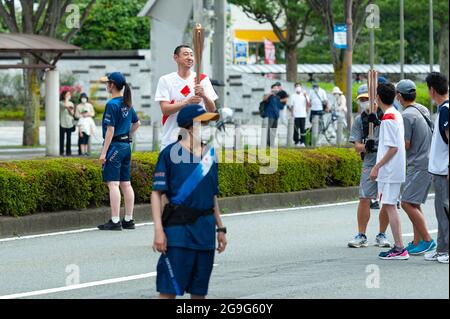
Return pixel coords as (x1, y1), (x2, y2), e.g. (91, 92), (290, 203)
(428, 101), (449, 176)
(78, 116), (96, 135)
(309, 88), (328, 112)
(376, 107), (406, 183)
(291, 92), (309, 118)
(155, 72), (218, 151)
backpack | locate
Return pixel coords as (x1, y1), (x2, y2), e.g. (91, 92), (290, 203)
(259, 100), (267, 118)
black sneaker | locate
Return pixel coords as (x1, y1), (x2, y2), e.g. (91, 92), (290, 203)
(98, 220), (122, 231)
(370, 200), (380, 209)
(122, 219), (136, 230)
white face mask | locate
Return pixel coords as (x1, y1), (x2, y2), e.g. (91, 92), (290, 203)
(295, 87), (302, 93)
(81, 98), (87, 104)
(359, 101), (370, 112)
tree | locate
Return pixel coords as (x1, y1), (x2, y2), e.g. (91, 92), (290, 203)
(228, 0), (315, 82)
(0, 0), (95, 146)
(67, 0), (150, 50)
(307, 0), (372, 93)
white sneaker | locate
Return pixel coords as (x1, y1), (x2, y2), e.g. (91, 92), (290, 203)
(299, 143), (306, 148)
(424, 251), (440, 261)
(437, 253), (449, 264)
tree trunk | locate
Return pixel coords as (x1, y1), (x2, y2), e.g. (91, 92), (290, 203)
(285, 45), (298, 82)
(439, 22), (449, 80)
(22, 57), (41, 146)
(334, 57), (347, 95)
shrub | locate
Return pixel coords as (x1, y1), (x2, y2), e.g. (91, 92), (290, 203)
(0, 148), (362, 216)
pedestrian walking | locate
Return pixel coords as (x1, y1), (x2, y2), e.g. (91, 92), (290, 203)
(424, 72), (449, 264)
(396, 79), (436, 255)
(369, 83), (408, 260)
(348, 84), (390, 248)
(151, 104), (227, 299)
(309, 83), (328, 124)
(155, 45), (218, 151)
(97, 72), (141, 231)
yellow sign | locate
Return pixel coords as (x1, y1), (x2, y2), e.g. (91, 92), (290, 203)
(234, 30), (284, 43)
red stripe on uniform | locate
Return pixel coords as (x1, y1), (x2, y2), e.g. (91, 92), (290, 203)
(382, 113), (396, 121)
(162, 100), (175, 125)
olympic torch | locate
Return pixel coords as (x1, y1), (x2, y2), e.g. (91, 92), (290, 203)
(193, 23), (205, 86)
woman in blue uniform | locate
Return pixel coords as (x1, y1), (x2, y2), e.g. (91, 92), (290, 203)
(152, 105), (227, 299)
(98, 72), (141, 231)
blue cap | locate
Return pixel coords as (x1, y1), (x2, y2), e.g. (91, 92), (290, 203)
(357, 84), (369, 99)
(101, 72), (127, 88)
(378, 76), (389, 84)
(177, 105), (220, 128)
(396, 79), (416, 94)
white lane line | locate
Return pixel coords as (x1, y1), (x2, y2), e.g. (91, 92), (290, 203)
(403, 229), (438, 237)
(0, 194), (436, 243)
(0, 272), (157, 299)
(0, 264), (219, 299)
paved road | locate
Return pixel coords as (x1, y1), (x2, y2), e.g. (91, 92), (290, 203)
(0, 199), (447, 299)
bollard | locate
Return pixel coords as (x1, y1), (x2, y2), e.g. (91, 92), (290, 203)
(234, 119), (242, 150)
(287, 117), (294, 148)
(336, 116), (344, 146)
(152, 121), (160, 152)
(261, 117), (268, 149)
(311, 115), (319, 147)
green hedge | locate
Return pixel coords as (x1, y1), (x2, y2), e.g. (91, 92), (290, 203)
(0, 148), (362, 217)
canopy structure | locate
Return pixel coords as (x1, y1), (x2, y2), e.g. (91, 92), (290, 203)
(227, 64), (441, 75)
(0, 33), (80, 156)
(0, 33), (80, 69)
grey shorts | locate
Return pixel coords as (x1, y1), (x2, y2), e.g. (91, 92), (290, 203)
(359, 166), (378, 199)
(401, 169), (432, 205)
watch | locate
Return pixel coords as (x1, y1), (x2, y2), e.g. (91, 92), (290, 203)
(216, 227), (227, 234)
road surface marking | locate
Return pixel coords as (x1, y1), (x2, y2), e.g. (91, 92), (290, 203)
(0, 264), (219, 299)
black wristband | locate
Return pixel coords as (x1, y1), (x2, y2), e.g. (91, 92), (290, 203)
(216, 227), (227, 234)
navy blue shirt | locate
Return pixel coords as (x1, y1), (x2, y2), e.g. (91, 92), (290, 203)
(102, 97), (139, 138)
(264, 94), (283, 119)
(438, 100), (449, 144)
(153, 142), (219, 250)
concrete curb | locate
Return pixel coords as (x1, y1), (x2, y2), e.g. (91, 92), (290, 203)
(0, 187), (359, 239)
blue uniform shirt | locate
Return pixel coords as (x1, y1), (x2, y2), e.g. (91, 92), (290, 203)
(264, 94), (283, 119)
(153, 142), (219, 250)
(102, 97), (139, 138)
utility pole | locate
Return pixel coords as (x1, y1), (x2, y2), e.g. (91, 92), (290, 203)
(213, 0), (228, 109)
(400, 0), (405, 79)
(345, 0), (353, 130)
(429, 0), (434, 73)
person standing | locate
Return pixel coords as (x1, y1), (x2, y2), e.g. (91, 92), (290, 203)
(151, 104), (227, 299)
(98, 72), (141, 231)
(395, 79), (436, 255)
(424, 72), (449, 264)
(290, 83), (310, 147)
(332, 86), (347, 128)
(75, 93), (95, 156)
(348, 84), (390, 249)
(263, 84), (283, 147)
(309, 83), (328, 124)
(155, 45), (218, 151)
(60, 90), (75, 156)
(77, 110), (96, 156)
(274, 82), (289, 126)
(370, 83), (408, 260)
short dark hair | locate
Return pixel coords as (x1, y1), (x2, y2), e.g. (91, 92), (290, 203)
(398, 91), (416, 102)
(174, 45), (192, 55)
(426, 72), (449, 95)
(377, 83), (396, 105)
(271, 84), (278, 89)
(295, 82), (302, 87)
